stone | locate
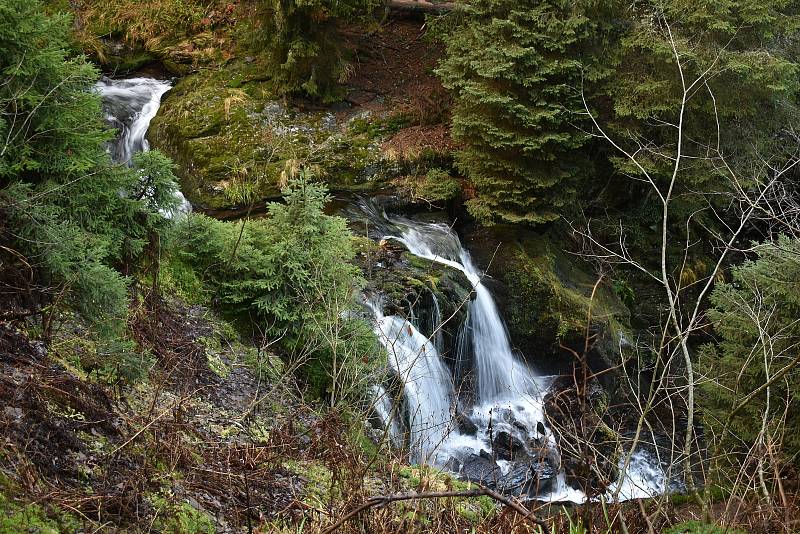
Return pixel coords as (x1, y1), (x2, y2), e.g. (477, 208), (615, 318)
(455, 412), (478, 436)
(491, 430), (526, 461)
(459, 453), (502, 487)
(495, 461), (556, 497)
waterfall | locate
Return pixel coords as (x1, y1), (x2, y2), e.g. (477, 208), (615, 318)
(364, 204), (668, 503)
(370, 385), (404, 449)
(95, 77), (191, 218)
(365, 211), (548, 463)
(382, 218), (545, 404)
(368, 299), (456, 463)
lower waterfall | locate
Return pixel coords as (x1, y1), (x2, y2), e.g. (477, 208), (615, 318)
(364, 204), (668, 503)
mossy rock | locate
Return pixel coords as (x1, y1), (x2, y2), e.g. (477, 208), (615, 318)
(149, 68), (405, 209)
(355, 239), (473, 363)
(466, 226), (631, 377)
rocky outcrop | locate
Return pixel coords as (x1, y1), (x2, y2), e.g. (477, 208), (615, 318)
(353, 237), (473, 364)
(148, 67), (411, 209)
(448, 451), (556, 497)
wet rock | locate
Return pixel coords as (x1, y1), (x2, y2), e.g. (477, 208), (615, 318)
(456, 412), (478, 436)
(353, 231), (473, 362)
(457, 453), (556, 498)
(496, 461), (556, 496)
(512, 420), (528, 433)
(444, 457), (462, 473)
(491, 430), (526, 461)
(459, 453), (502, 487)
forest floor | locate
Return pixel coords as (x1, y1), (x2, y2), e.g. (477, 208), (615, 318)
(4, 289), (791, 533)
(343, 16), (459, 161)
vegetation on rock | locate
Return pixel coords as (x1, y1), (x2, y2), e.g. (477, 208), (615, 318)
(2, 0), (800, 532)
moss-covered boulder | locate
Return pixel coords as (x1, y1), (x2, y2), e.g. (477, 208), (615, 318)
(148, 66), (408, 209)
(353, 237), (473, 364)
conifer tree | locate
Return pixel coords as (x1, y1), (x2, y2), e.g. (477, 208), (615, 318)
(598, 0), (800, 211)
(437, 0), (619, 224)
(0, 0), (177, 336)
(266, 0), (378, 101)
(700, 237), (800, 465)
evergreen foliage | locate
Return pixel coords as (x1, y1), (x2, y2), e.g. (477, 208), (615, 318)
(436, 0), (620, 224)
(437, 0), (800, 226)
(0, 0), (178, 363)
(265, 0), (378, 101)
(700, 237), (800, 464)
(173, 174), (378, 398)
(597, 0), (800, 216)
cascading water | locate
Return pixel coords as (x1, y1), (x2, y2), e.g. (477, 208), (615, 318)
(364, 203), (669, 502)
(95, 77), (191, 217)
(368, 298), (456, 463)
(386, 222), (543, 403)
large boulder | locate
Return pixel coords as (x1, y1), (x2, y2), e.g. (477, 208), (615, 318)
(148, 68), (413, 210)
(491, 430), (526, 461)
(352, 237), (473, 368)
(452, 452), (556, 497)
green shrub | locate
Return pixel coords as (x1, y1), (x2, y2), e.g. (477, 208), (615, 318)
(415, 168), (461, 203)
(663, 521), (746, 534)
(173, 173), (380, 401)
(0, 0), (180, 383)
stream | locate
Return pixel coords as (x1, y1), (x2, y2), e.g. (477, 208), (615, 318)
(363, 204), (668, 503)
(95, 76), (191, 218)
(94, 73), (668, 504)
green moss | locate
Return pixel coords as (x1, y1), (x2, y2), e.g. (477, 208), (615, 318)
(662, 521), (746, 534)
(149, 66), (400, 209)
(149, 492), (215, 534)
(282, 460), (335, 509)
(496, 230), (630, 359)
(348, 112), (412, 138)
(0, 477), (83, 534)
(159, 252), (208, 305)
(396, 467), (496, 524)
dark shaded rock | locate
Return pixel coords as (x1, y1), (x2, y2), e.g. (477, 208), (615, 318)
(456, 412), (478, 436)
(495, 461), (556, 496)
(444, 457), (462, 473)
(457, 453), (556, 498)
(492, 430), (526, 461)
(459, 453), (501, 487)
(512, 420), (529, 433)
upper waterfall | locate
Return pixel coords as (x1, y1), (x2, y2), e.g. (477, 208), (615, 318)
(95, 76), (191, 217)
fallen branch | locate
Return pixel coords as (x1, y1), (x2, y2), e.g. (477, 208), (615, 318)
(386, 0), (456, 13)
(320, 485), (551, 534)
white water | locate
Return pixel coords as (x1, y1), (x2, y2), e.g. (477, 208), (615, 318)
(370, 385), (404, 449)
(368, 299), (456, 462)
(388, 222), (543, 403)
(95, 77), (191, 218)
(366, 212), (550, 465)
(366, 207), (668, 502)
